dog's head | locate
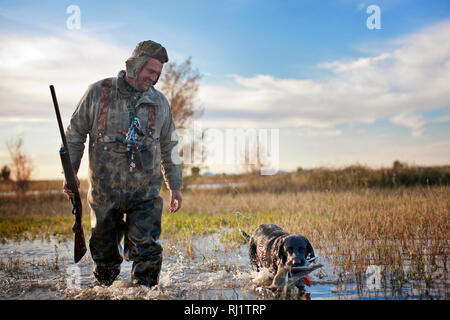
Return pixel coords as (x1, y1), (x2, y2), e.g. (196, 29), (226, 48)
(279, 235), (315, 267)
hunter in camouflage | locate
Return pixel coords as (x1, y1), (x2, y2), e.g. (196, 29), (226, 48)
(63, 40), (183, 287)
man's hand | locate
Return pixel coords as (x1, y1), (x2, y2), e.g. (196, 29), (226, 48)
(63, 175), (80, 200)
(169, 189), (182, 213)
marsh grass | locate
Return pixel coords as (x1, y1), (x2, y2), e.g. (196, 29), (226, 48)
(199, 164), (450, 194)
(0, 252), (60, 278)
(0, 176), (448, 297)
(0, 179), (89, 193)
(164, 186), (449, 294)
(0, 191), (90, 242)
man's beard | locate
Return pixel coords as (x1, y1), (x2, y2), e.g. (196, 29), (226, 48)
(137, 78), (154, 92)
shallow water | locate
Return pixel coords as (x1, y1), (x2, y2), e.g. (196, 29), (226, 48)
(0, 233), (447, 300)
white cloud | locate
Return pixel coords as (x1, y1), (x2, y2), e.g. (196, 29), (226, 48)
(429, 114), (450, 124)
(198, 20), (450, 136)
(390, 113), (425, 137)
(2, 20), (449, 137)
(0, 31), (129, 119)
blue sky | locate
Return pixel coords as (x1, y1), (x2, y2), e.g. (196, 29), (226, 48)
(0, 0), (449, 178)
(2, 0), (449, 78)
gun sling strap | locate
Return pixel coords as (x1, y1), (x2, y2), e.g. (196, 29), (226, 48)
(97, 77), (158, 140)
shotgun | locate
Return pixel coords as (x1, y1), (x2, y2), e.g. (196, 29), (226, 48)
(50, 85), (87, 263)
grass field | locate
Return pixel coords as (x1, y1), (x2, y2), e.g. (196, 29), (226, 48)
(0, 166), (448, 297)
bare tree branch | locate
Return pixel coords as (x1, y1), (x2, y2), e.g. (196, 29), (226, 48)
(6, 137), (33, 193)
(158, 57), (203, 129)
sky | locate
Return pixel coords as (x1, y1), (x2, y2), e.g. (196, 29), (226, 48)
(0, 0), (449, 179)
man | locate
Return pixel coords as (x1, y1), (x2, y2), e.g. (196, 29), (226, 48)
(63, 40), (183, 288)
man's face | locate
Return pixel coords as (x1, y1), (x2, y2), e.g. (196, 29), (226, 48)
(134, 57), (164, 92)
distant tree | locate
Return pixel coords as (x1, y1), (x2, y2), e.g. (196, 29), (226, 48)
(191, 166), (200, 177)
(393, 160), (406, 171)
(158, 57), (205, 175)
(242, 137), (268, 174)
(6, 137), (33, 193)
(157, 57), (203, 129)
(1, 165), (11, 181)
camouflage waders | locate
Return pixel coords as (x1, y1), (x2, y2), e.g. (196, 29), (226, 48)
(90, 195), (163, 286)
(66, 70), (182, 286)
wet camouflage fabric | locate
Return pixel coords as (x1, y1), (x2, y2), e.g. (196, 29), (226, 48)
(65, 70), (182, 285)
(90, 196), (163, 286)
(126, 40), (169, 80)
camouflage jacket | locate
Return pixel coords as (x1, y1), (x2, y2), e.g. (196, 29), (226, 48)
(66, 70), (182, 203)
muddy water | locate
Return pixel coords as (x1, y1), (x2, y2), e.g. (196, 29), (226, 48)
(0, 234), (447, 300)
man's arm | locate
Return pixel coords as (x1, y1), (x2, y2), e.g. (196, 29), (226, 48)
(65, 85), (96, 173)
(63, 85), (96, 198)
(159, 96), (183, 212)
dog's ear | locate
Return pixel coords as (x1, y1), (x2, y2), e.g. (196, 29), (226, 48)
(305, 238), (315, 260)
(278, 242), (287, 264)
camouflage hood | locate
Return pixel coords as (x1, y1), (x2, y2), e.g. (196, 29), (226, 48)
(125, 40), (169, 80)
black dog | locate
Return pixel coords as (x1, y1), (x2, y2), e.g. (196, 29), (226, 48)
(242, 223), (316, 290)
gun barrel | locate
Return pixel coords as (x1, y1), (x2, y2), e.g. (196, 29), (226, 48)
(50, 85), (68, 149)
